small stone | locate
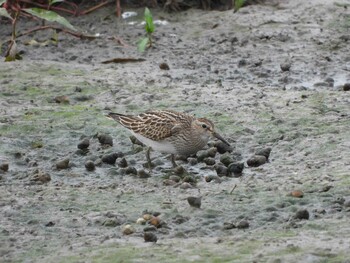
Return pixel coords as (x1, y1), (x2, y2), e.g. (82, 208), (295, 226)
(125, 166), (137, 175)
(85, 160), (95, 171)
(144, 232), (158, 242)
(137, 169), (150, 178)
(290, 190), (304, 198)
(280, 61), (291, 72)
(196, 150), (210, 162)
(205, 174), (222, 183)
(174, 165), (185, 175)
(56, 158), (69, 170)
(102, 219), (119, 227)
(97, 133), (113, 146)
(237, 220), (249, 229)
(117, 157), (128, 168)
(344, 199), (350, 208)
(0, 163), (9, 172)
(30, 170), (51, 184)
(255, 147), (272, 160)
(214, 164), (228, 177)
(187, 196), (202, 208)
(295, 209), (309, 220)
(187, 157), (198, 166)
(207, 147), (217, 157)
(247, 155), (267, 167)
(143, 214), (153, 221)
(169, 175), (181, 182)
(159, 62), (170, 70)
(136, 218), (146, 224)
(163, 179), (177, 186)
(122, 224), (135, 235)
(77, 138), (90, 150)
(54, 95), (69, 104)
(45, 221), (55, 227)
(223, 222), (236, 230)
(215, 141), (232, 154)
(101, 153), (119, 165)
(183, 175), (196, 183)
(204, 157), (216, 166)
(149, 217), (161, 228)
(343, 83), (350, 91)
(220, 153), (234, 167)
(227, 162), (244, 176)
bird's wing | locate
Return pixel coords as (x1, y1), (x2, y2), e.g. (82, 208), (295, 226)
(108, 111), (192, 141)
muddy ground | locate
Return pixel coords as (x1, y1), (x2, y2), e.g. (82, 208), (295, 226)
(1, 0), (350, 262)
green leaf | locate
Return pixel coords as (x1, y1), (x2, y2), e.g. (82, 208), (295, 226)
(23, 8), (76, 31)
(0, 8), (12, 19)
(234, 0), (246, 12)
(144, 8), (155, 34)
(137, 37), (149, 53)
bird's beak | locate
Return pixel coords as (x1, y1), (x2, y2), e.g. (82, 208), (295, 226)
(213, 131), (230, 146)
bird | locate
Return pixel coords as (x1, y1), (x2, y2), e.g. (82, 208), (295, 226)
(107, 110), (230, 169)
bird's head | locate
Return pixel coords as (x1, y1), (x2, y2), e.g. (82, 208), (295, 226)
(193, 118), (230, 146)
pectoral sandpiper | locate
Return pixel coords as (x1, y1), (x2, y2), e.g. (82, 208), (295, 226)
(108, 110), (230, 168)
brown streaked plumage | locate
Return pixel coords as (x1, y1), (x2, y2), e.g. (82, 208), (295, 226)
(107, 110), (230, 168)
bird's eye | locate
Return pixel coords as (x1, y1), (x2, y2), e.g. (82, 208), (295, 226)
(201, 124), (207, 129)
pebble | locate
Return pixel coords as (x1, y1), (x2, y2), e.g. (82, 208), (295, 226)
(343, 83), (350, 91)
(295, 209), (309, 220)
(30, 170), (51, 184)
(220, 153), (234, 167)
(255, 147), (272, 160)
(204, 157), (216, 166)
(174, 165), (185, 175)
(207, 147), (218, 157)
(0, 163), (9, 172)
(143, 214), (153, 221)
(144, 232), (158, 242)
(125, 166), (137, 175)
(246, 155), (267, 167)
(183, 175), (196, 183)
(344, 199), (350, 208)
(187, 196), (202, 208)
(117, 157), (128, 168)
(85, 160), (95, 171)
(159, 62), (170, 70)
(215, 141), (232, 154)
(77, 138), (90, 150)
(56, 158), (70, 169)
(205, 174), (222, 183)
(102, 219), (119, 227)
(101, 153), (119, 165)
(136, 218), (146, 224)
(280, 61), (291, 71)
(214, 164), (228, 177)
(149, 217), (161, 228)
(163, 179), (177, 186)
(223, 222), (236, 230)
(187, 157), (198, 166)
(290, 190), (304, 198)
(227, 162), (244, 176)
(169, 175), (181, 182)
(237, 220), (249, 229)
(54, 95), (69, 104)
(196, 150), (210, 162)
(137, 169), (150, 178)
(122, 224), (135, 235)
(97, 133), (113, 146)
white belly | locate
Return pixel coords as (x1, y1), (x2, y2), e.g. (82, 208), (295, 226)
(132, 132), (177, 154)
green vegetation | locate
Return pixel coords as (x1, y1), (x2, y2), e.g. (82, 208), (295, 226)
(138, 8), (155, 52)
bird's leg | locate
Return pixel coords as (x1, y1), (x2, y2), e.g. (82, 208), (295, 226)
(171, 154), (178, 168)
(146, 147), (153, 172)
